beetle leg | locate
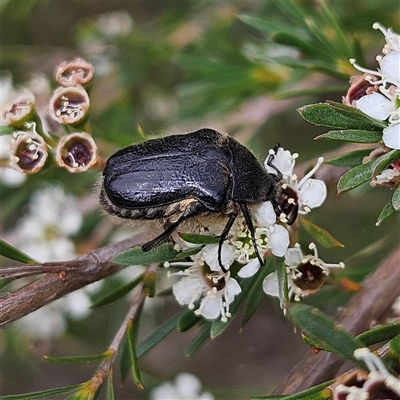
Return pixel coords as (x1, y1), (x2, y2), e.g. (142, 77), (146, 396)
(142, 222), (181, 252)
(239, 203), (265, 268)
(266, 146), (283, 182)
(218, 211), (238, 272)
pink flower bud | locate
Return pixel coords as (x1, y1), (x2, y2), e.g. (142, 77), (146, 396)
(55, 58), (94, 88)
(55, 132), (98, 173)
(9, 129), (48, 174)
(49, 86), (90, 125)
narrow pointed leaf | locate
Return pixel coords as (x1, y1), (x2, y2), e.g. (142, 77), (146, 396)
(392, 185), (400, 211)
(372, 149), (400, 177)
(238, 14), (273, 34)
(177, 309), (202, 332)
(91, 275), (144, 308)
(287, 304), (366, 367)
(137, 310), (186, 357)
(298, 102), (385, 130)
(0, 239), (37, 264)
(252, 381), (332, 399)
(300, 218), (344, 248)
(44, 350), (112, 364)
(242, 255), (275, 328)
(127, 321), (143, 390)
(356, 322), (400, 346)
(178, 232), (219, 245)
(315, 129), (382, 143)
(376, 200), (396, 226)
(185, 323), (212, 357)
(112, 244), (198, 266)
(106, 370), (115, 400)
(325, 149), (372, 167)
(0, 384), (81, 399)
(389, 333), (400, 357)
(337, 160), (373, 194)
(276, 258), (289, 311)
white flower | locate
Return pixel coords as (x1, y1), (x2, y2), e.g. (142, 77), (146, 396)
(267, 147), (327, 221)
(151, 372), (214, 400)
(236, 201), (290, 278)
(172, 244), (241, 322)
(349, 23), (400, 150)
(333, 348), (400, 399)
(11, 185), (83, 261)
(263, 243), (344, 301)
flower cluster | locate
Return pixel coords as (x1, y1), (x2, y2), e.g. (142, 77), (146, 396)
(333, 348), (400, 399)
(263, 243), (344, 301)
(171, 147), (332, 321)
(347, 23), (400, 150)
(1, 58), (98, 175)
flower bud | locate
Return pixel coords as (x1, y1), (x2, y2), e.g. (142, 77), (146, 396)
(343, 74), (379, 107)
(9, 129), (48, 174)
(1, 89), (36, 128)
(49, 86), (90, 125)
(55, 132), (98, 173)
(55, 58), (94, 88)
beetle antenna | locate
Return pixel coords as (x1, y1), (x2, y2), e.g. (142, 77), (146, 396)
(218, 211), (238, 272)
(239, 203), (264, 268)
(266, 146), (283, 181)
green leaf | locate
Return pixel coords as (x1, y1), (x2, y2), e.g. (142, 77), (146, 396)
(315, 129), (382, 143)
(376, 200), (396, 226)
(276, 258), (289, 310)
(287, 304), (366, 367)
(106, 370), (115, 400)
(0, 384), (81, 399)
(127, 321), (143, 390)
(300, 218), (344, 248)
(177, 309), (202, 332)
(178, 232), (219, 245)
(356, 322), (400, 346)
(325, 149), (372, 168)
(252, 381), (332, 399)
(238, 14), (273, 34)
(392, 185), (400, 211)
(44, 351), (111, 364)
(0, 239), (37, 264)
(389, 333), (400, 357)
(337, 160), (373, 194)
(185, 323), (212, 357)
(241, 255), (275, 328)
(119, 336), (131, 384)
(91, 274), (144, 308)
(298, 102), (385, 130)
(137, 310), (186, 358)
(112, 244), (198, 266)
(372, 149), (400, 177)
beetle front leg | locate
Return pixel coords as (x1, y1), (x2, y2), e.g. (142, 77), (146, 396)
(239, 203), (265, 268)
(218, 211), (238, 272)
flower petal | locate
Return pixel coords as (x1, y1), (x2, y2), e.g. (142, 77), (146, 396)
(263, 272), (279, 297)
(237, 257), (261, 278)
(355, 92), (392, 120)
(269, 225), (289, 257)
(202, 244), (235, 271)
(382, 123), (400, 149)
(173, 276), (203, 305)
(253, 201), (276, 227)
(380, 51), (400, 84)
(224, 278), (242, 303)
(284, 246), (303, 267)
(197, 295), (223, 320)
(265, 147), (294, 176)
(299, 179), (327, 208)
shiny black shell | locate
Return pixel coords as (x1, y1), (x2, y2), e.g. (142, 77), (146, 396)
(100, 128), (281, 267)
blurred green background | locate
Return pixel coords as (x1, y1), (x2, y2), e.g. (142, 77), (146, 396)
(0, 1), (399, 399)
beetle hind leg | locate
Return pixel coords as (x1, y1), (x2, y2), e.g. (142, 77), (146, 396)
(218, 211), (238, 273)
(141, 222), (180, 252)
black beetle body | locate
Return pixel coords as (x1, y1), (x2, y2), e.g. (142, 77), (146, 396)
(100, 128), (284, 270)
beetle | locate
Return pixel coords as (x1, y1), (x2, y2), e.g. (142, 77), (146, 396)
(100, 128), (295, 271)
